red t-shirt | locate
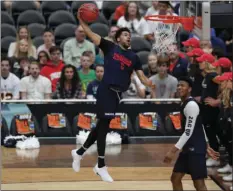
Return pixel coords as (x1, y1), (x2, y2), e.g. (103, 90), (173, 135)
(114, 5), (126, 21)
(40, 60), (64, 92)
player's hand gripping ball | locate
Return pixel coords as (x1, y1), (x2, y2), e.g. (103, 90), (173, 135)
(78, 3), (99, 23)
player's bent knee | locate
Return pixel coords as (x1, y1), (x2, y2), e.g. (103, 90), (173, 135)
(193, 179), (207, 191)
(171, 173), (182, 184)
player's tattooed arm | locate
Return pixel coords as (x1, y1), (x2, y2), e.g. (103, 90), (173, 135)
(77, 11), (101, 46)
(135, 70), (155, 89)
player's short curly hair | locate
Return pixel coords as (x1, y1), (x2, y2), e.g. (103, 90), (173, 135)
(115, 27), (131, 42)
(178, 76), (193, 88)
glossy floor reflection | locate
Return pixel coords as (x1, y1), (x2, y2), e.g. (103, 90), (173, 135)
(1, 143), (228, 190)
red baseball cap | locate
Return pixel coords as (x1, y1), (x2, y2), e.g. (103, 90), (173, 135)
(187, 48), (204, 57)
(212, 57), (232, 68)
(196, 53), (215, 63)
(182, 38), (200, 48)
(215, 72), (233, 82)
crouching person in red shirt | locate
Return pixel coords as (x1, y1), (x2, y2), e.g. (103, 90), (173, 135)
(40, 46), (65, 92)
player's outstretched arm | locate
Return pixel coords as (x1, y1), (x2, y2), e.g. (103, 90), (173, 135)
(135, 70), (155, 89)
(77, 11), (101, 46)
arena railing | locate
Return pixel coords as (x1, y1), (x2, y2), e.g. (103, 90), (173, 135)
(1, 98), (181, 103)
(1, 99), (182, 139)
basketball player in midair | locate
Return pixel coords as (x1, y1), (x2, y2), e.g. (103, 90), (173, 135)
(71, 11), (154, 182)
(164, 76), (220, 191)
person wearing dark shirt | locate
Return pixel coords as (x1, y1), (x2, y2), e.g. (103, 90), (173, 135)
(168, 43), (188, 79)
(86, 64), (104, 99)
(71, 11), (154, 183)
(196, 53), (221, 167)
(215, 72), (232, 182)
(164, 76), (219, 191)
(186, 48), (205, 101)
(53, 64), (83, 99)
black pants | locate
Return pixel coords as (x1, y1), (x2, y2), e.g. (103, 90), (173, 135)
(219, 125), (232, 166)
(203, 122), (220, 152)
(83, 83), (121, 157)
(202, 107), (220, 152)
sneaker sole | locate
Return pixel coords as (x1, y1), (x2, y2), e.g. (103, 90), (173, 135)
(93, 167), (113, 183)
(217, 170), (232, 173)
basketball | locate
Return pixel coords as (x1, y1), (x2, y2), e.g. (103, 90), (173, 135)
(78, 3), (99, 23)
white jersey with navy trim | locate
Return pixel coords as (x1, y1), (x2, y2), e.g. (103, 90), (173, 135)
(175, 97), (207, 154)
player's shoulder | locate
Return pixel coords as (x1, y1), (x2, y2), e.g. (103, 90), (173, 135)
(185, 99), (199, 112)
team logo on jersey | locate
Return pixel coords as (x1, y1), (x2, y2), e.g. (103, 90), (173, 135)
(113, 53), (132, 70)
(185, 116), (193, 136)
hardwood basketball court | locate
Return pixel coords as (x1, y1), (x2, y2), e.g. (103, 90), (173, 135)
(1, 139), (229, 190)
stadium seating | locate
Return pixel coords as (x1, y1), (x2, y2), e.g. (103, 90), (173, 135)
(102, 1), (122, 20)
(1, 11), (15, 26)
(89, 23), (109, 37)
(32, 36), (44, 48)
(137, 51), (150, 66)
(28, 23), (46, 39)
(1, 24), (17, 38)
(41, 1), (69, 22)
(54, 23), (77, 45)
(1, 36), (16, 55)
(12, 1), (38, 22)
(17, 10), (46, 27)
(131, 37), (152, 53)
(48, 10), (77, 30)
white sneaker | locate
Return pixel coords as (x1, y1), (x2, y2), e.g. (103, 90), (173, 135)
(217, 164), (232, 173)
(206, 158), (220, 167)
(230, 186), (232, 190)
(223, 173), (233, 182)
(93, 164), (114, 182)
(71, 149), (82, 172)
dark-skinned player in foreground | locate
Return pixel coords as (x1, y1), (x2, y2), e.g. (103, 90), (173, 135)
(71, 11), (155, 182)
(164, 76), (220, 191)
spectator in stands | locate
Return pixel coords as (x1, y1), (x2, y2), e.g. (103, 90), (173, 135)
(78, 52), (96, 95)
(63, 25), (95, 68)
(149, 53), (178, 98)
(117, 2), (153, 41)
(12, 39), (36, 61)
(200, 40), (212, 53)
(8, 26), (37, 59)
(113, 1), (128, 22)
(147, 52), (158, 77)
(157, 1), (177, 15)
(37, 29), (55, 57)
(196, 53), (220, 167)
(215, 72), (232, 182)
(186, 48), (205, 102)
(20, 62), (52, 100)
(212, 57), (232, 75)
(13, 57), (30, 79)
(86, 64), (104, 99)
(40, 46), (65, 92)
(182, 38), (200, 53)
(1, 57), (20, 100)
(105, 26), (119, 43)
(122, 71), (146, 99)
(53, 64), (83, 99)
(145, 1), (159, 16)
(38, 50), (50, 69)
(168, 43), (188, 79)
